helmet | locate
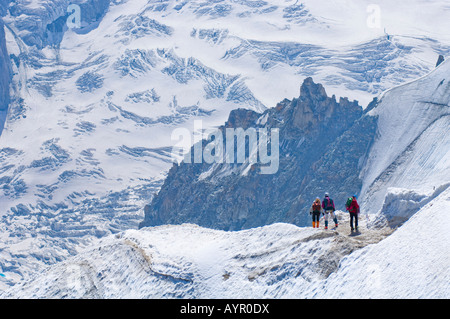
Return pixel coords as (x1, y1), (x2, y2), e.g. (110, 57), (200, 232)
(324, 192), (329, 197)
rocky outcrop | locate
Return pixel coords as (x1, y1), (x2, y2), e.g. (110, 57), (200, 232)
(436, 54), (444, 67)
(0, 18), (11, 112)
(140, 78), (378, 230)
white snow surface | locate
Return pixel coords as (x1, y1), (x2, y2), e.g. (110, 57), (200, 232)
(360, 59), (450, 215)
(2, 186), (448, 299)
(309, 186), (450, 299)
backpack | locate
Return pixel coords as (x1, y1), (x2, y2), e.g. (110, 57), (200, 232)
(346, 197), (353, 208)
(312, 202), (321, 212)
(324, 197), (334, 210)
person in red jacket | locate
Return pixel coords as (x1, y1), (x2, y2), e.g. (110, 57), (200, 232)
(346, 195), (360, 232)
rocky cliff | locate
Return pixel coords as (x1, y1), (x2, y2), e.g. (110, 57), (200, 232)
(0, 18), (11, 111)
(0, 15), (12, 136)
(140, 78), (378, 230)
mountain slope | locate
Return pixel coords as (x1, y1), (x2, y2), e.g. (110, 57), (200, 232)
(307, 186), (450, 299)
(2, 185), (448, 299)
(0, 212), (391, 298)
(360, 59), (450, 217)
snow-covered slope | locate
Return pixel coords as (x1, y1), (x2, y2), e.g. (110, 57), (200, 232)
(360, 59), (450, 217)
(2, 185), (448, 298)
(307, 185), (450, 299)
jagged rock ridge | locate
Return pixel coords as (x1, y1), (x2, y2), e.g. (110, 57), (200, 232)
(140, 78), (378, 230)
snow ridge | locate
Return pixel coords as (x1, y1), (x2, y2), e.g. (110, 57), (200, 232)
(2, 186), (448, 299)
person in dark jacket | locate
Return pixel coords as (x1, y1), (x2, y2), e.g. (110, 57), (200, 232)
(309, 198), (323, 228)
(346, 195), (360, 232)
(322, 192), (338, 230)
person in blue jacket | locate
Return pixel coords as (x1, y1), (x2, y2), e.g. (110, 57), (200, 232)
(322, 192), (338, 229)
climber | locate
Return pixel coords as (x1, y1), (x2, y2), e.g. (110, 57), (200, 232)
(309, 198), (322, 228)
(346, 195), (360, 232)
(322, 193), (338, 230)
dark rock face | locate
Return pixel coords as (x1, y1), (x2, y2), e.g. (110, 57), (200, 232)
(0, 3), (12, 134)
(436, 55), (445, 67)
(0, 18), (11, 112)
(140, 78), (378, 231)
